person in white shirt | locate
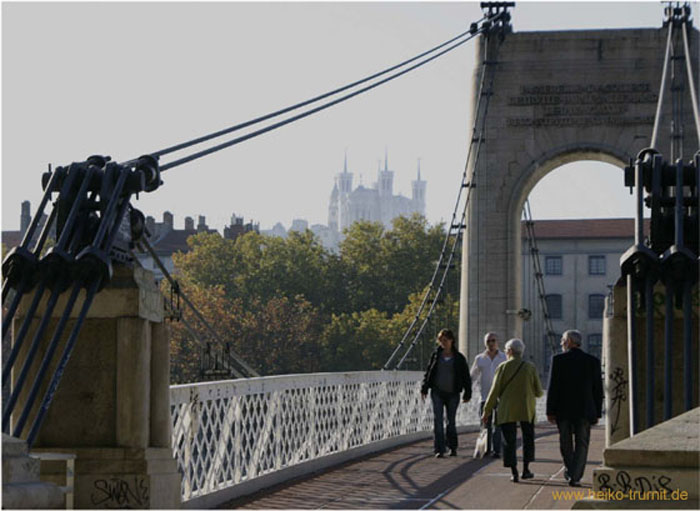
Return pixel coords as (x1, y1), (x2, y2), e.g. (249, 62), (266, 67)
(471, 332), (508, 457)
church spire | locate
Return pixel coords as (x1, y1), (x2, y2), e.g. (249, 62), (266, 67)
(417, 157), (422, 180)
(384, 147), (389, 171)
(343, 149), (348, 173)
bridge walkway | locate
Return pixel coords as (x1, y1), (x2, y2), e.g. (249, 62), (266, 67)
(222, 423), (604, 509)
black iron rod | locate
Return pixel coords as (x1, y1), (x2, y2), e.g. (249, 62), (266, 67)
(645, 274), (655, 429)
(1, 282), (25, 340)
(663, 285), (674, 420)
(635, 159), (645, 245)
(17, 169), (61, 251)
(145, 21), (486, 160)
(53, 165), (91, 249)
(2, 205), (55, 310)
(103, 197), (132, 252)
(1, 282), (47, 388)
(92, 170), (129, 247)
(12, 282), (82, 438)
(675, 160), (684, 247)
(682, 280), (692, 411)
(681, 23), (700, 147)
(626, 274), (639, 435)
(26, 277), (101, 448)
(159, 27), (485, 173)
(33, 206), (58, 259)
(651, 21), (673, 150)
(2, 285), (62, 432)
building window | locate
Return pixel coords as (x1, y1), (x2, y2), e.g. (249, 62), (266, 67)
(588, 334), (602, 359)
(588, 294), (606, 319)
(588, 255), (606, 275)
(545, 256), (562, 275)
(545, 294), (563, 319)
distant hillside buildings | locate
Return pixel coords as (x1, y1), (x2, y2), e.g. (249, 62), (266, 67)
(262, 153), (427, 251)
(138, 212), (259, 279)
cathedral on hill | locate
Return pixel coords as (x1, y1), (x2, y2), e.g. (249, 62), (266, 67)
(328, 153), (426, 234)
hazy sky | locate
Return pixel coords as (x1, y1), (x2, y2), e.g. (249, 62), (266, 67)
(2, 1), (686, 233)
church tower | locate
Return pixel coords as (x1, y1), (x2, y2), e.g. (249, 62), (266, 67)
(412, 159), (426, 216)
(377, 149), (394, 198)
(328, 182), (339, 232)
(337, 152), (353, 195)
(336, 152), (354, 230)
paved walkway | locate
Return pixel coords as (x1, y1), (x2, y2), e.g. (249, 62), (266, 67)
(221, 423), (605, 509)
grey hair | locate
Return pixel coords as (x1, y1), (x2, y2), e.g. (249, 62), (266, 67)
(563, 329), (582, 346)
(483, 331), (498, 346)
(505, 338), (525, 356)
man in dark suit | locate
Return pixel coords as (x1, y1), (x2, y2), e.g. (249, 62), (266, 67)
(547, 329), (603, 487)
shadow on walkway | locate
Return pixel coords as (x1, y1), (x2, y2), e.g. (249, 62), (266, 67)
(220, 424), (603, 509)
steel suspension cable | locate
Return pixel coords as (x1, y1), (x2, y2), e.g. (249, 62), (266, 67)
(522, 199), (558, 356)
(393, 26), (504, 370)
(651, 20), (674, 150)
(157, 26), (489, 173)
(146, 20), (485, 160)
(681, 22), (700, 147)
(382, 24), (495, 370)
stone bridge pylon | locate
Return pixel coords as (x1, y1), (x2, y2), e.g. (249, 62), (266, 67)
(458, 25), (698, 360)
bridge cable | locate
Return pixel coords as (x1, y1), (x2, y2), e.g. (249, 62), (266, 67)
(137, 234), (260, 378)
(390, 28), (501, 370)
(681, 21), (700, 147)
(154, 24), (494, 173)
(522, 199), (559, 356)
(380, 28), (493, 370)
(650, 19), (674, 150)
(146, 19), (486, 160)
(384, 16), (509, 370)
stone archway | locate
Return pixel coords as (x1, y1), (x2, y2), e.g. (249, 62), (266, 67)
(458, 26), (699, 360)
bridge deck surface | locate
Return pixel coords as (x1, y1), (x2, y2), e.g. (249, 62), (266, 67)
(221, 423), (605, 509)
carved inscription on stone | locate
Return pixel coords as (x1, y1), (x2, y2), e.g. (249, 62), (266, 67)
(506, 83), (657, 127)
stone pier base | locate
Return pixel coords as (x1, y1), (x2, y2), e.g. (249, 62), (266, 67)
(39, 447), (180, 509)
(11, 265), (181, 508)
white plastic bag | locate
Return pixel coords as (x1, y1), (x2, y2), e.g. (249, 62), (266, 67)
(473, 428), (488, 459)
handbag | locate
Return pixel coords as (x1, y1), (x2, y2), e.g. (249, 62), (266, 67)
(473, 428), (488, 459)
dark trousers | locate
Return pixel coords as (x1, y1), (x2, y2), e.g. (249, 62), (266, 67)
(430, 390), (459, 454)
(500, 421), (535, 469)
(479, 401), (502, 455)
(557, 418), (591, 483)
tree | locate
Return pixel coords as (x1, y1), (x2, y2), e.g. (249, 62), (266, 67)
(337, 220), (386, 312)
(321, 308), (399, 371)
(339, 215), (447, 313)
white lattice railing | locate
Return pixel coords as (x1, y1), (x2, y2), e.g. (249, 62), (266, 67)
(170, 371), (547, 503)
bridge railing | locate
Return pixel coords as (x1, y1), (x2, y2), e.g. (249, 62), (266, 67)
(170, 370), (547, 505)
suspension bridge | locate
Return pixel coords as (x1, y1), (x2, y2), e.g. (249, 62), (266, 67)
(2, 2), (698, 509)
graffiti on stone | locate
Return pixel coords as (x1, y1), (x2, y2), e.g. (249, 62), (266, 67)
(90, 477), (149, 508)
(608, 366), (628, 436)
(597, 470), (673, 493)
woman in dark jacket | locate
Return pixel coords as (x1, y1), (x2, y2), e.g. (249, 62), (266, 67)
(421, 329), (472, 457)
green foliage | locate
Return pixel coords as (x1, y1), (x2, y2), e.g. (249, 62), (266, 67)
(339, 214), (447, 313)
(168, 214), (458, 379)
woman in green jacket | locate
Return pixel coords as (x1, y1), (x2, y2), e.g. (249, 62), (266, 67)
(481, 338), (543, 482)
